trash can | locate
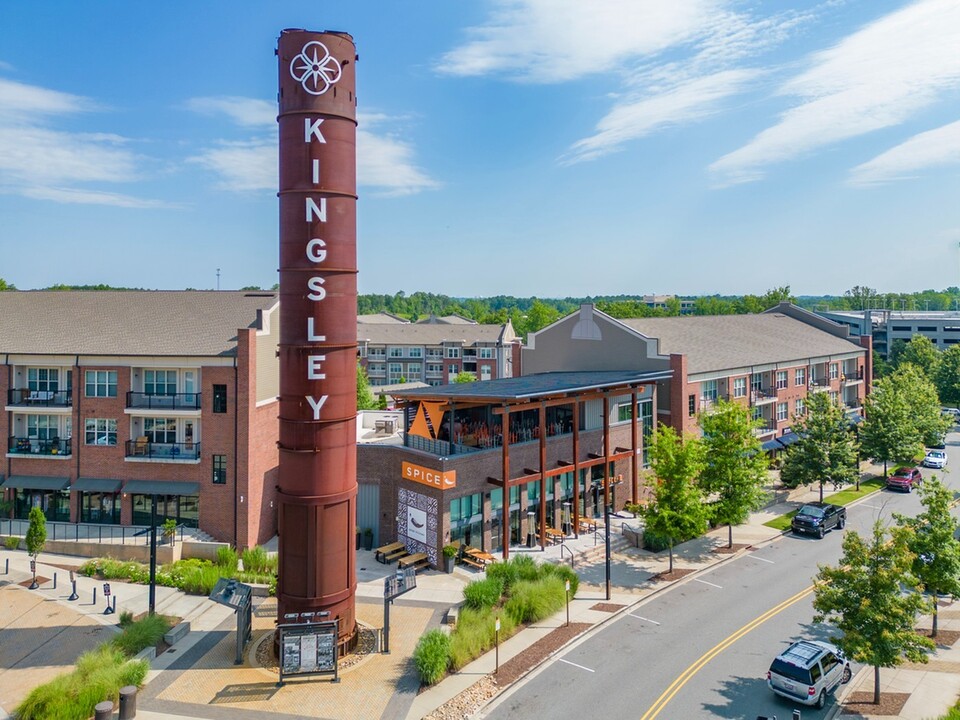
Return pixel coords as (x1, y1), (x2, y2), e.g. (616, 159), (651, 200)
(94, 700), (113, 720)
(119, 685), (137, 719)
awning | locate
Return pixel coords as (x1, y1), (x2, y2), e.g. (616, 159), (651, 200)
(0, 475), (70, 491)
(848, 413), (864, 425)
(761, 438), (782, 452)
(777, 432), (800, 447)
(122, 480), (200, 496)
(72, 477), (123, 493)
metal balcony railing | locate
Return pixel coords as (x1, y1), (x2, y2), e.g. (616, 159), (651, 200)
(126, 391), (201, 410)
(7, 388), (72, 407)
(125, 440), (201, 460)
(751, 388), (777, 403)
(8, 436), (72, 456)
(841, 370), (864, 382)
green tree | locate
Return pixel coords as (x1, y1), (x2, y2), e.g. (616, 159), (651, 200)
(780, 393), (858, 501)
(893, 365), (952, 447)
(0, 278), (16, 291)
(813, 521), (934, 704)
(356, 364), (377, 410)
(629, 426), (708, 572)
(893, 334), (941, 381)
(698, 399), (770, 548)
(936, 344), (960, 407)
(25, 506), (47, 590)
(895, 476), (960, 637)
(859, 376), (921, 477)
(454, 371), (477, 384)
(843, 285), (880, 310)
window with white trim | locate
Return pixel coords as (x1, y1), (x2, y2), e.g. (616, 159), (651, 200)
(406, 363), (422, 378)
(28, 414), (69, 440)
(388, 363), (403, 382)
(479, 347), (494, 359)
(775, 371), (787, 389)
(85, 370), (117, 397)
(388, 346), (403, 358)
(144, 370), (176, 395)
(143, 417), (176, 444)
(776, 402), (788, 421)
(795, 368), (806, 386)
(829, 363), (839, 380)
(408, 347), (423, 358)
(445, 347), (460, 359)
(751, 374), (762, 392)
(28, 367), (61, 392)
(701, 379), (718, 402)
(795, 398), (805, 416)
(733, 377), (746, 398)
(85, 418), (117, 445)
(480, 366), (492, 380)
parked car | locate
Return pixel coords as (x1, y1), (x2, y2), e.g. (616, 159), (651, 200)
(768, 639), (852, 708)
(923, 450), (948, 469)
(791, 502), (846, 538)
(887, 466), (922, 492)
(942, 407), (960, 422)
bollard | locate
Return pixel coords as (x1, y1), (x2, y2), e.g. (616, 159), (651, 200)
(118, 685), (137, 719)
(53, 572), (57, 590)
(4, 558), (8, 574)
(94, 700), (113, 720)
(93, 587), (97, 606)
(68, 579), (78, 601)
(113, 596), (118, 614)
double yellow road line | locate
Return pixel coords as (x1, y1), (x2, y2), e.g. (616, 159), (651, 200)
(639, 584), (815, 720)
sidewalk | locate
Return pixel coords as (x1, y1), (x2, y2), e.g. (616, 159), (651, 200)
(1, 472), (958, 720)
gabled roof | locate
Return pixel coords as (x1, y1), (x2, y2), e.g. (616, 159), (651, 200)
(0, 291), (277, 357)
(620, 313), (864, 374)
(358, 312), (408, 324)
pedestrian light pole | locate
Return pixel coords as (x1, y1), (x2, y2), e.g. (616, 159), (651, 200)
(604, 502), (612, 601)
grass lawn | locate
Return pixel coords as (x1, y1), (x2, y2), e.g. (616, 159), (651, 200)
(763, 476), (886, 531)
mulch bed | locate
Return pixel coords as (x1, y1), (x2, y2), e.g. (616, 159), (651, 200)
(649, 568), (695, 582)
(491, 622), (591, 686)
(590, 603), (626, 613)
(918, 628), (960, 647)
(712, 543), (751, 555)
(841, 692), (910, 716)
(18, 576), (50, 589)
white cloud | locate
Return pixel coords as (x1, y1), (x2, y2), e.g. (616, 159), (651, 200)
(563, 69), (760, 163)
(711, 0), (960, 184)
(186, 97), (439, 195)
(849, 120), (960, 186)
(0, 77), (163, 207)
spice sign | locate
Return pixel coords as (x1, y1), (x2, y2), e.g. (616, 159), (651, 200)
(402, 461), (456, 490)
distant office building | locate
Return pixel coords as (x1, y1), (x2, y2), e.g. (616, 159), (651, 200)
(815, 309), (960, 358)
(642, 294), (696, 314)
(358, 320), (520, 387)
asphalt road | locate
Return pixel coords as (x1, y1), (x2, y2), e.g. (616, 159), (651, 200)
(482, 437), (957, 720)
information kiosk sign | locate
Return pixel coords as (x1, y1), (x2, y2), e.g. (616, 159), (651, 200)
(277, 618), (339, 685)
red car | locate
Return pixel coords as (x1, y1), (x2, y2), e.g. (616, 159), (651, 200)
(887, 466), (922, 492)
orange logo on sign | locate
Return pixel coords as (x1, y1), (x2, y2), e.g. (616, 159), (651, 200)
(402, 462), (456, 490)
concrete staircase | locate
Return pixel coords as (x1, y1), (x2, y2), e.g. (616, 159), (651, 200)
(557, 532), (635, 567)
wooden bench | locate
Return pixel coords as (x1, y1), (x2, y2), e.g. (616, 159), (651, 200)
(544, 527), (565, 545)
(374, 541), (405, 564)
(383, 547), (410, 564)
(578, 518), (599, 534)
(397, 552), (430, 572)
(461, 547), (496, 569)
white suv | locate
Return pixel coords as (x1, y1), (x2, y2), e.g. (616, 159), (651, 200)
(767, 640), (851, 709)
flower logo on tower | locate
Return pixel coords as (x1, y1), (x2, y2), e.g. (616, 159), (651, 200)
(290, 41), (342, 96)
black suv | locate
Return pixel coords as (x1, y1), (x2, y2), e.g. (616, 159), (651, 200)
(791, 502), (846, 538)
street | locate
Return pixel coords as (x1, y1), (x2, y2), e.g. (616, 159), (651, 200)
(482, 438), (956, 720)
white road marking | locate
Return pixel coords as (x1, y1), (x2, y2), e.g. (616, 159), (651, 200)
(749, 555), (775, 564)
(558, 658), (595, 673)
(861, 503), (881, 509)
(629, 614), (660, 625)
(694, 578), (722, 589)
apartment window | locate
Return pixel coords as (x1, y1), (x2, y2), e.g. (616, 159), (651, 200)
(368, 347), (385, 358)
(733, 377), (746, 398)
(358, 345), (367, 358)
(388, 363), (403, 382)
(448, 364), (460, 375)
(212, 455), (227, 484)
(701, 379), (718, 402)
(751, 374), (762, 392)
(829, 391), (839, 403)
(213, 384), (227, 413)
(28, 368), (60, 392)
(426, 363), (443, 374)
(144, 370), (176, 395)
(795, 399), (806, 416)
(445, 347), (460, 359)
(85, 370), (117, 397)
(480, 366), (492, 381)
(388, 346), (403, 358)
(408, 347), (423, 358)
(891, 325), (911, 331)
(688, 394), (696, 417)
(775, 371), (787, 389)
(752, 407), (762, 420)
(776, 403), (788, 421)
(85, 418), (117, 446)
(794, 368), (806, 386)
(406, 363), (422, 378)
(144, 417), (177, 444)
(426, 348), (443, 358)
(479, 347), (494, 359)
(829, 363), (839, 380)
(617, 403), (633, 422)
(28, 415), (68, 440)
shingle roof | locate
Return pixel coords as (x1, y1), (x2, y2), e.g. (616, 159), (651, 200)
(0, 291), (277, 356)
(358, 323), (511, 345)
(620, 313), (864, 374)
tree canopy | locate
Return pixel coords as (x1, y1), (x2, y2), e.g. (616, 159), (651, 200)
(780, 392), (858, 500)
(859, 375), (923, 476)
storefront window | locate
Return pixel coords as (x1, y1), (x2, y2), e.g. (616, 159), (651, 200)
(80, 492), (120, 524)
(449, 492), (482, 547)
(131, 494), (199, 528)
(14, 489), (69, 522)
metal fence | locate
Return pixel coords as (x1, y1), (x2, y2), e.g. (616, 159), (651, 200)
(0, 518), (185, 545)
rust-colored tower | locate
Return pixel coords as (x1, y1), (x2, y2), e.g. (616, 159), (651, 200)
(276, 29), (358, 649)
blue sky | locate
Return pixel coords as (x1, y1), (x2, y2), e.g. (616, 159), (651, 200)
(1, 0), (959, 297)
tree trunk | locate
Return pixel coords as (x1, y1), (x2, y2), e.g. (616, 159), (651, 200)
(884, 460), (888, 478)
(932, 592), (939, 638)
(874, 665), (881, 704)
(727, 523), (733, 549)
(668, 542), (674, 573)
(819, 481), (824, 503)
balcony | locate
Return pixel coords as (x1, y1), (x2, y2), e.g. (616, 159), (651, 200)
(126, 392), (201, 411)
(841, 370), (864, 384)
(752, 423), (776, 437)
(750, 389), (777, 405)
(809, 378), (831, 392)
(124, 440), (201, 461)
(6, 388), (72, 408)
(8, 436), (72, 457)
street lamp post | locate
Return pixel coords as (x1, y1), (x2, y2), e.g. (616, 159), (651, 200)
(604, 503), (612, 601)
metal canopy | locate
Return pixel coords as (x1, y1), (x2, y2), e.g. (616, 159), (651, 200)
(777, 432), (801, 447)
(123, 480), (200, 496)
(760, 438), (782, 452)
(72, 477), (123, 493)
(1, 475), (70, 491)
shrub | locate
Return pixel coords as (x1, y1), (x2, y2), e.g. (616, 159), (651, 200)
(413, 629), (450, 685)
(118, 610), (135, 628)
(462, 577), (504, 611)
(216, 546), (239, 573)
(442, 544), (459, 559)
(485, 559), (519, 591)
(3, 536), (19, 550)
(111, 614), (173, 656)
(241, 545), (276, 574)
(503, 577), (565, 625)
(642, 528), (673, 553)
(538, 562), (579, 598)
(448, 606), (517, 671)
(177, 564), (223, 595)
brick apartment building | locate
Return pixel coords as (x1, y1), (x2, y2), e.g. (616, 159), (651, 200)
(358, 317), (520, 387)
(0, 291), (280, 548)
